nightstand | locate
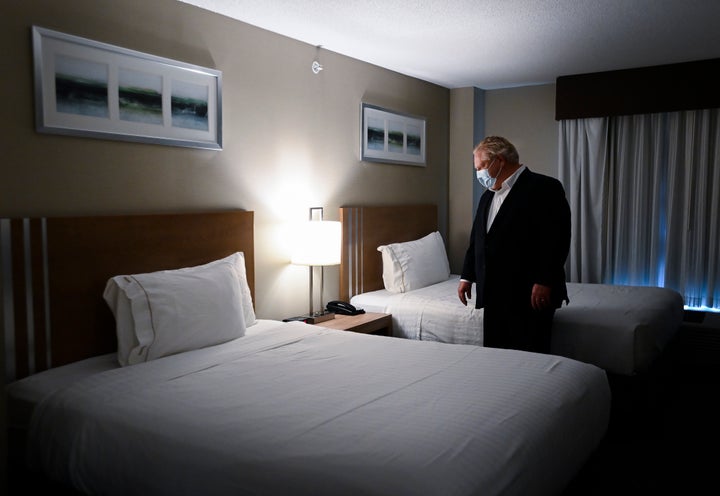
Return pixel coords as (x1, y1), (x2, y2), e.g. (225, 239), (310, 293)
(313, 312), (392, 336)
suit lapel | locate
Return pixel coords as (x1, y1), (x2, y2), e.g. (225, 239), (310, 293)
(478, 191), (493, 234)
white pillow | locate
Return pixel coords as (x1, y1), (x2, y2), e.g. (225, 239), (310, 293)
(230, 252), (257, 327)
(104, 252), (254, 366)
(377, 231), (450, 293)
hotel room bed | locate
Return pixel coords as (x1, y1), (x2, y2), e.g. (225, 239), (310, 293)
(340, 205), (685, 376)
(3, 210), (610, 496)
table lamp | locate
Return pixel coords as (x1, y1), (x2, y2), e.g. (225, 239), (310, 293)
(291, 207), (341, 323)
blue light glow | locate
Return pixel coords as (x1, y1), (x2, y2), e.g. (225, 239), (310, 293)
(684, 305), (720, 313)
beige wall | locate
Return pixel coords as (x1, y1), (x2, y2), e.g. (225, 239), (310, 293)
(485, 84), (558, 178)
(0, 1), (560, 320)
(448, 88), (475, 273)
(0, 0), (450, 322)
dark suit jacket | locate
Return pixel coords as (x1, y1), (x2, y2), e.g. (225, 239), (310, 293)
(461, 168), (570, 310)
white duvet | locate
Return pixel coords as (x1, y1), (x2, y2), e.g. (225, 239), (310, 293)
(23, 320), (610, 496)
(351, 276), (684, 375)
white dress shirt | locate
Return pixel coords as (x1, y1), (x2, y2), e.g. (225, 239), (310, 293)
(486, 165), (526, 231)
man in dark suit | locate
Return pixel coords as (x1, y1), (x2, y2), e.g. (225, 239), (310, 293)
(457, 136), (570, 354)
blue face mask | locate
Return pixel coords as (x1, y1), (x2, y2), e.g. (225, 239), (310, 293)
(476, 168), (496, 189)
(476, 158), (502, 189)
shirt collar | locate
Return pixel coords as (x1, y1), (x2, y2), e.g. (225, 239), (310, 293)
(492, 164), (526, 194)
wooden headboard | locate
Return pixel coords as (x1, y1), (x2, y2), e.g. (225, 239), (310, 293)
(339, 205), (438, 302)
(2, 210), (254, 381)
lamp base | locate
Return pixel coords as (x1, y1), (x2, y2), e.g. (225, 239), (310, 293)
(282, 312), (336, 324)
(306, 311), (336, 324)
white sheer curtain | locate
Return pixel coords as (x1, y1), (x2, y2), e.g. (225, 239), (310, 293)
(559, 109), (720, 310)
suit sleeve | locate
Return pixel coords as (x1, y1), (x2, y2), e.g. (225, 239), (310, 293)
(461, 202), (482, 282)
(531, 177), (571, 288)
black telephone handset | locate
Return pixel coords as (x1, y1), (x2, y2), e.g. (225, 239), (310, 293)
(326, 300), (365, 316)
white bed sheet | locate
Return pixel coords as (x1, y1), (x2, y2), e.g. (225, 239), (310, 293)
(351, 276), (684, 375)
(5, 320), (275, 431)
(351, 276), (482, 343)
(553, 282), (684, 375)
(13, 320), (610, 496)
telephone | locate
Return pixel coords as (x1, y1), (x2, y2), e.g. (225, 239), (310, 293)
(326, 300), (365, 316)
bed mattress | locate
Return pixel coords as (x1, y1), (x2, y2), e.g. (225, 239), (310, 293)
(350, 276), (684, 375)
(8, 320), (610, 496)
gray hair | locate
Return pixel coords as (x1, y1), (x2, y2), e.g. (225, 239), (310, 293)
(473, 136), (519, 164)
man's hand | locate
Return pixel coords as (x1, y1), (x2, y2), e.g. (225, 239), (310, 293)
(457, 280), (473, 306)
(531, 283), (552, 310)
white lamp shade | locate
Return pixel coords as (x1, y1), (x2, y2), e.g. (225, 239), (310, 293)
(291, 220), (342, 266)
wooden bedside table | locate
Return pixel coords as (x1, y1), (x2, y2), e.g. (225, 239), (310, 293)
(314, 312), (392, 336)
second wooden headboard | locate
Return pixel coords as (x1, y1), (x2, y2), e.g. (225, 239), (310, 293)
(339, 205), (438, 301)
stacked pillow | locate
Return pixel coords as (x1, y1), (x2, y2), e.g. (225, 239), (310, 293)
(104, 252), (256, 366)
(377, 231), (451, 293)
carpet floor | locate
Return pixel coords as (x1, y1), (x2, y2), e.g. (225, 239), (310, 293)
(563, 328), (720, 495)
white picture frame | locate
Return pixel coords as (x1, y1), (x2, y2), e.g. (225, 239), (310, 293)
(361, 103), (426, 166)
(32, 26), (222, 150)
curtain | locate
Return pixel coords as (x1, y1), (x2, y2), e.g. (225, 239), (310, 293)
(558, 118), (608, 283)
(559, 109), (720, 310)
(664, 110), (720, 309)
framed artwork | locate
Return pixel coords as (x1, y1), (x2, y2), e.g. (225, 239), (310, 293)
(32, 26), (222, 150)
(361, 103), (426, 166)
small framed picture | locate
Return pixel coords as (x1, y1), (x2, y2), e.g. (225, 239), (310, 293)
(32, 26), (222, 150)
(361, 103), (426, 166)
